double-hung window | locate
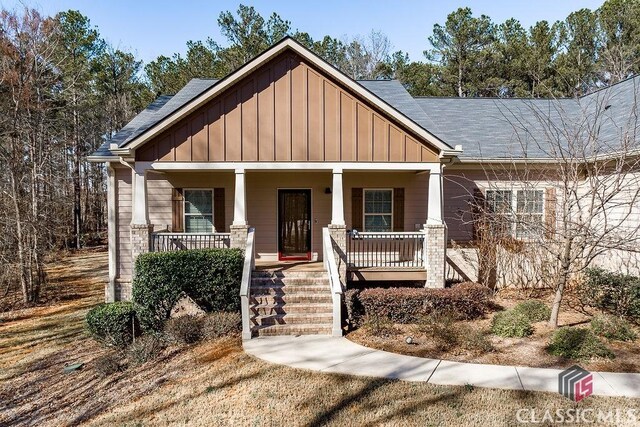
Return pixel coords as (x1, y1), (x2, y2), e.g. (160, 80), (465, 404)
(363, 189), (393, 232)
(515, 190), (544, 239)
(485, 189), (544, 239)
(184, 189), (214, 233)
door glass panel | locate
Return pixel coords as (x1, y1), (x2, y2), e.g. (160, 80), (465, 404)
(279, 190), (311, 259)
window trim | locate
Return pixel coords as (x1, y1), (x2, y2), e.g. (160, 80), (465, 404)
(183, 188), (215, 233)
(484, 187), (546, 239)
(362, 188), (394, 232)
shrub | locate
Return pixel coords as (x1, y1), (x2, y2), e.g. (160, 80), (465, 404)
(548, 327), (615, 360)
(416, 312), (493, 354)
(358, 282), (492, 324)
(512, 300), (551, 323)
(491, 310), (533, 338)
(579, 268), (640, 322)
(165, 315), (203, 344)
(133, 248), (243, 331)
(94, 352), (122, 377)
(415, 311), (457, 350)
(201, 311), (242, 340)
(344, 288), (364, 329)
(127, 335), (165, 365)
(86, 302), (139, 348)
(362, 314), (399, 338)
(590, 315), (637, 342)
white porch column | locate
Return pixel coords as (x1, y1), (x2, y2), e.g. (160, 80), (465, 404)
(233, 168), (247, 226)
(106, 165), (117, 302)
(328, 168), (347, 285)
(424, 163), (447, 288)
(230, 168), (249, 248)
(331, 168), (345, 225)
(130, 163), (153, 298)
(427, 164), (444, 225)
(132, 164), (149, 225)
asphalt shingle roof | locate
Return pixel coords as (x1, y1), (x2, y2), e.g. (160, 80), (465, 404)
(416, 76), (640, 159)
(91, 72), (640, 161)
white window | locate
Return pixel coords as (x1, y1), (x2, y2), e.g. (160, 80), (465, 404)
(515, 190), (544, 239)
(184, 189), (214, 233)
(485, 189), (544, 239)
(363, 189), (393, 232)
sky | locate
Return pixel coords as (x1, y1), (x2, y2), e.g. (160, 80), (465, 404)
(1, 0), (605, 65)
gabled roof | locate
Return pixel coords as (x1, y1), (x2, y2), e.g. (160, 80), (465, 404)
(91, 37), (459, 161)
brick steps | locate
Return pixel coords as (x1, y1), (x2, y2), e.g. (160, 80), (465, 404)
(251, 302), (333, 315)
(249, 270), (334, 337)
(251, 323), (333, 336)
(251, 312), (333, 326)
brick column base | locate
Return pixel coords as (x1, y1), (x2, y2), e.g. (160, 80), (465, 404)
(424, 224), (447, 288)
(328, 224), (347, 284)
(230, 224), (250, 249)
(131, 223), (153, 274)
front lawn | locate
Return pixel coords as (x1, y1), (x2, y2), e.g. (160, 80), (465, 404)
(1, 251), (638, 426)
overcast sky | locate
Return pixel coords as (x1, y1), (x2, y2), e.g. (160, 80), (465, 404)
(1, 0), (605, 64)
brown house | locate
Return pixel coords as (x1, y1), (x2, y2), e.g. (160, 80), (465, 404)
(90, 37), (640, 338)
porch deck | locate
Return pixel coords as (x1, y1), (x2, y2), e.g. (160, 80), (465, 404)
(254, 261), (325, 272)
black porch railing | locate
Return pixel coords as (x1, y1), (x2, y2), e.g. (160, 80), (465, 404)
(346, 230), (425, 269)
(151, 232), (231, 252)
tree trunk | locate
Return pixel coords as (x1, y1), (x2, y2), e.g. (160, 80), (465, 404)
(549, 238), (573, 327)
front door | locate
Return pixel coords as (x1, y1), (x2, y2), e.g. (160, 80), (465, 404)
(278, 189), (312, 261)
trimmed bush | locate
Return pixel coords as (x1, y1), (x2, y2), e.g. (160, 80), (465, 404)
(127, 335), (165, 365)
(132, 248), (243, 331)
(201, 312), (242, 340)
(358, 282), (492, 323)
(579, 268), (640, 322)
(512, 300), (551, 323)
(86, 302), (139, 348)
(491, 310), (533, 338)
(548, 327), (615, 360)
(590, 315), (637, 342)
(165, 315), (203, 344)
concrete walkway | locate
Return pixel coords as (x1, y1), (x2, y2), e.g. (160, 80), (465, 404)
(244, 335), (640, 398)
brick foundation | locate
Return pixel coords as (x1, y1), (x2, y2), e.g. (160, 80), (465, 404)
(424, 223), (447, 288)
(328, 224), (347, 284)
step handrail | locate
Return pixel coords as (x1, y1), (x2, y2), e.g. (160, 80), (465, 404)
(240, 227), (256, 340)
(322, 227), (343, 337)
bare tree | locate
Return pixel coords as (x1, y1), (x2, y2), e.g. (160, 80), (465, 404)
(0, 9), (63, 303)
(342, 30), (392, 80)
(461, 84), (640, 327)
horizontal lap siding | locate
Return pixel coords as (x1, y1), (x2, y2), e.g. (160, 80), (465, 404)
(164, 172), (235, 233)
(246, 172), (331, 259)
(115, 167), (132, 280)
(136, 51), (439, 163)
(343, 172), (428, 232)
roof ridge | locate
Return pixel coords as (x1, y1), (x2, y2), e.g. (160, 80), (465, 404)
(579, 74), (640, 99)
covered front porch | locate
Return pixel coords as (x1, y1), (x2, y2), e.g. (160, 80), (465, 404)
(128, 162), (448, 287)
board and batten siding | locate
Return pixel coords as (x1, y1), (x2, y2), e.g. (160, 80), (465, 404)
(135, 51), (439, 163)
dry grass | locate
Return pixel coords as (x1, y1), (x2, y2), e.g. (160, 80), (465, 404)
(1, 251), (639, 426)
(349, 289), (640, 373)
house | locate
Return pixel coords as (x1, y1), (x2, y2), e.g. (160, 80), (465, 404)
(89, 37), (640, 338)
